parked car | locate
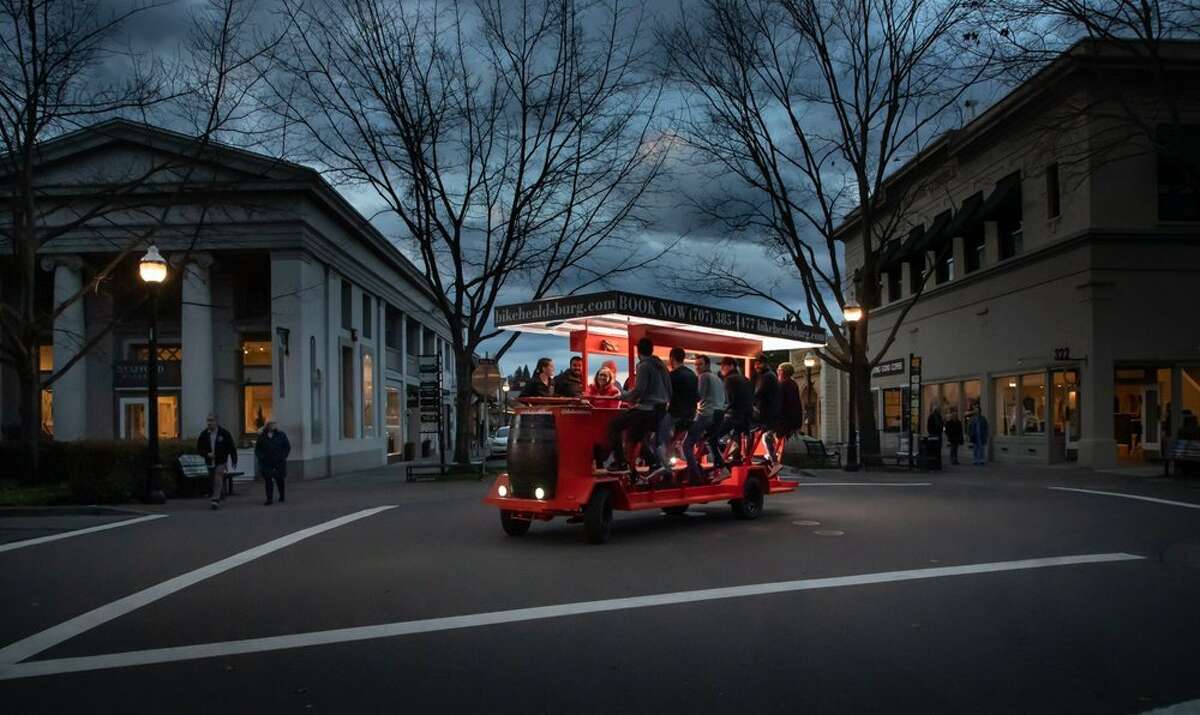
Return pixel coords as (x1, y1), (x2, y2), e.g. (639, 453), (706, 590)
(490, 425), (510, 456)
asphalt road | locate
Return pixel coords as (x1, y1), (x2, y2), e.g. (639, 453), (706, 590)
(2, 465), (1199, 714)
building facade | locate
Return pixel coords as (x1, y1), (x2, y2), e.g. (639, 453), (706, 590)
(1, 121), (458, 478)
(837, 41), (1200, 469)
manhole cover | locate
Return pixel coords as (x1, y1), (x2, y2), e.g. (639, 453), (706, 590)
(792, 520), (821, 526)
(813, 529), (844, 536)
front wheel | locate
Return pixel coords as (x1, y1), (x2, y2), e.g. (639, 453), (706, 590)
(584, 488), (613, 544)
(731, 477), (764, 520)
(500, 510), (531, 536)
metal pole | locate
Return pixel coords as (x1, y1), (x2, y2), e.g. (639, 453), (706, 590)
(845, 321), (860, 472)
(145, 284), (166, 503)
(805, 365), (814, 437)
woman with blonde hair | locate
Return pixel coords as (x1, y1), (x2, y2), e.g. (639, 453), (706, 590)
(586, 365), (622, 408)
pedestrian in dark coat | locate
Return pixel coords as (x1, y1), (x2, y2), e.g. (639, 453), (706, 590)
(775, 363), (804, 440)
(197, 414), (237, 510)
(944, 408), (964, 465)
(751, 353), (782, 463)
(968, 408), (989, 466)
(255, 421), (291, 505)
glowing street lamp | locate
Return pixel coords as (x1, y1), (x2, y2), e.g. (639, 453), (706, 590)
(803, 351), (817, 437)
(844, 301), (864, 471)
(139, 245), (168, 504)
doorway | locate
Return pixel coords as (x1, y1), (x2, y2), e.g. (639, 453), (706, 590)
(119, 395), (180, 440)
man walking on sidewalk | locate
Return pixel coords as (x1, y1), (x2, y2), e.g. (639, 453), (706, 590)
(255, 420), (291, 505)
(197, 414), (237, 510)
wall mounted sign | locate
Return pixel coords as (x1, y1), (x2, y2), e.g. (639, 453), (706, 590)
(872, 359), (905, 378)
(113, 360), (182, 389)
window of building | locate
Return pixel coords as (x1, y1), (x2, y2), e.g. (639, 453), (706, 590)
(1021, 372), (1045, 434)
(1052, 370), (1080, 441)
(362, 293), (373, 339)
(41, 389), (53, 437)
(1181, 367), (1200, 440)
(39, 345), (53, 371)
(242, 385), (273, 435)
(386, 387), (402, 456)
(311, 336), (323, 444)
(422, 328), (435, 355)
(886, 266), (902, 302)
(1046, 163), (1060, 219)
(934, 244), (954, 285)
(341, 345), (355, 439)
(996, 376), (1019, 436)
(132, 344), (183, 362)
(121, 396), (180, 440)
(385, 304), (402, 349)
(341, 281), (353, 331)
(882, 388), (903, 432)
(407, 317), (421, 355)
(908, 258), (923, 296)
(996, 173), (1024, 260)
(242, 338), (272, 366)
(236, 280), (270, 320)
(1157, 124), (1200, 221)
(362, 350), (375, 437)
(963, 224), (985, 274)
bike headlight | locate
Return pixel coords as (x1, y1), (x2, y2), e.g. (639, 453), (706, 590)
(534, 486), (546, 500)
(497, 484), (508, 498)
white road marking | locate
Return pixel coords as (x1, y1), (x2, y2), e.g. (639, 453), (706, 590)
(0, 514), (167, 554)
(794, 482), (931, 487)
(0, 506), (395, 667)
(1049, 487), (1200, 510)
(0, 551), (1143, 680)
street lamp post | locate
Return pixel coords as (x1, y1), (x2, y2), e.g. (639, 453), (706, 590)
(843, 301), (864, 472)
(803, 351), (817, 437)
(139, 246), (168, 504)
(501, 381), (510, 426)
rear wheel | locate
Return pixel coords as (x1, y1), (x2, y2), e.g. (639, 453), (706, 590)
(584, 488), (613, 544)
(662, 505), (689, 516)
(500, 510), (531, 536)
(731, 477), (764, 520)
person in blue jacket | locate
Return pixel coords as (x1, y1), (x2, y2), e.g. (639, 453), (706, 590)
(255, 420), (292, 505)
(968, 407), (989, 466)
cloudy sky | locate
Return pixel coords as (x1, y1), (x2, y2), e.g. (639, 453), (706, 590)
(73, 0), (1005, 382)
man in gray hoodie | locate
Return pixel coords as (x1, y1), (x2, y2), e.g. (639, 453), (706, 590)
(684, 354), (727, 483)
(604, 337), (672, 473)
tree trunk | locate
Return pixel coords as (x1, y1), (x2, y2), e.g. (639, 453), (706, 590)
(453, 349), (474, 466)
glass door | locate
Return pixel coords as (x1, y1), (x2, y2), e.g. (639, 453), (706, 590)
(1143, 385), (1161, 452)
(118, 396), (180, 440)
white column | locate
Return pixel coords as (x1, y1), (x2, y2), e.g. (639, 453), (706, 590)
(181, 254), (214, 439)
(41, 256), (87, 440)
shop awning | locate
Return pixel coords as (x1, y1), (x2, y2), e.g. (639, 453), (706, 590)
(976, 172), (1022, 222)
(878, 236), (908, 270)
(916, 210), (954, 253)
(943, 191), (984, 237)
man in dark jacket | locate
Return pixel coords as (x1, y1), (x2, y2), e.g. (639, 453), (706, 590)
(553, 356), (584, 397)
(197, 414), (237, 510)
(713, 357), (753, 464)
(751, 353), (782, 463)
(944, 407), (964, 465)
(255, 420), (291, 505)
(662, 347), (698, 472)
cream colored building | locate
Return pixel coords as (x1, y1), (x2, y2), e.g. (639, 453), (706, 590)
(835, 40), (1200, 468)
(1, 120), (458, 477)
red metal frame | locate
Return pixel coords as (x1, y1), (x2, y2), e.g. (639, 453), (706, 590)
(484, 321), (796, 522)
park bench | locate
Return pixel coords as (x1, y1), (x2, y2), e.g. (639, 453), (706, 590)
(802, 439), (841, 468)
(177, 455), (246, 497)
(1164, 439), (1200, 477)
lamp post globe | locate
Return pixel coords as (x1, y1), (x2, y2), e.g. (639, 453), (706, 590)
(802, 351), (817, 437)
(843, 301), (863, 324)
(140, 245), (168, 504)
(803, 352), (817, 370)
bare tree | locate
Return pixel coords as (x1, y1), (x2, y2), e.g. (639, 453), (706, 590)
(268, 0), (668, 464)
(660, 0), (988, 460)
(978, 0), (1200, 199)
(0, 0), (281, 479)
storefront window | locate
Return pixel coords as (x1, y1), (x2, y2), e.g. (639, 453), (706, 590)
(243, 385), (273, 434)
(964, 380), (981, 414)
(1052, 370), (1080, 440)
(362, 351), (375, 437)
(882, 388), (903, 432)
(1021, 373), (1045, 434)
(41, 389), (53, 436)
(996, 377), (1019, 436)
(922, 384), (939, 424)
(942, 382), (961, 419)
(39, 345), (53, 371)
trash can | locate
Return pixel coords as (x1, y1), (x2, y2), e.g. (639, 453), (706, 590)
(919, 437), (942, 471)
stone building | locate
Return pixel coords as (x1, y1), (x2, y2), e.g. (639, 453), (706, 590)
(0, 120), (458, 477)
(835, 40), (1200, 468)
